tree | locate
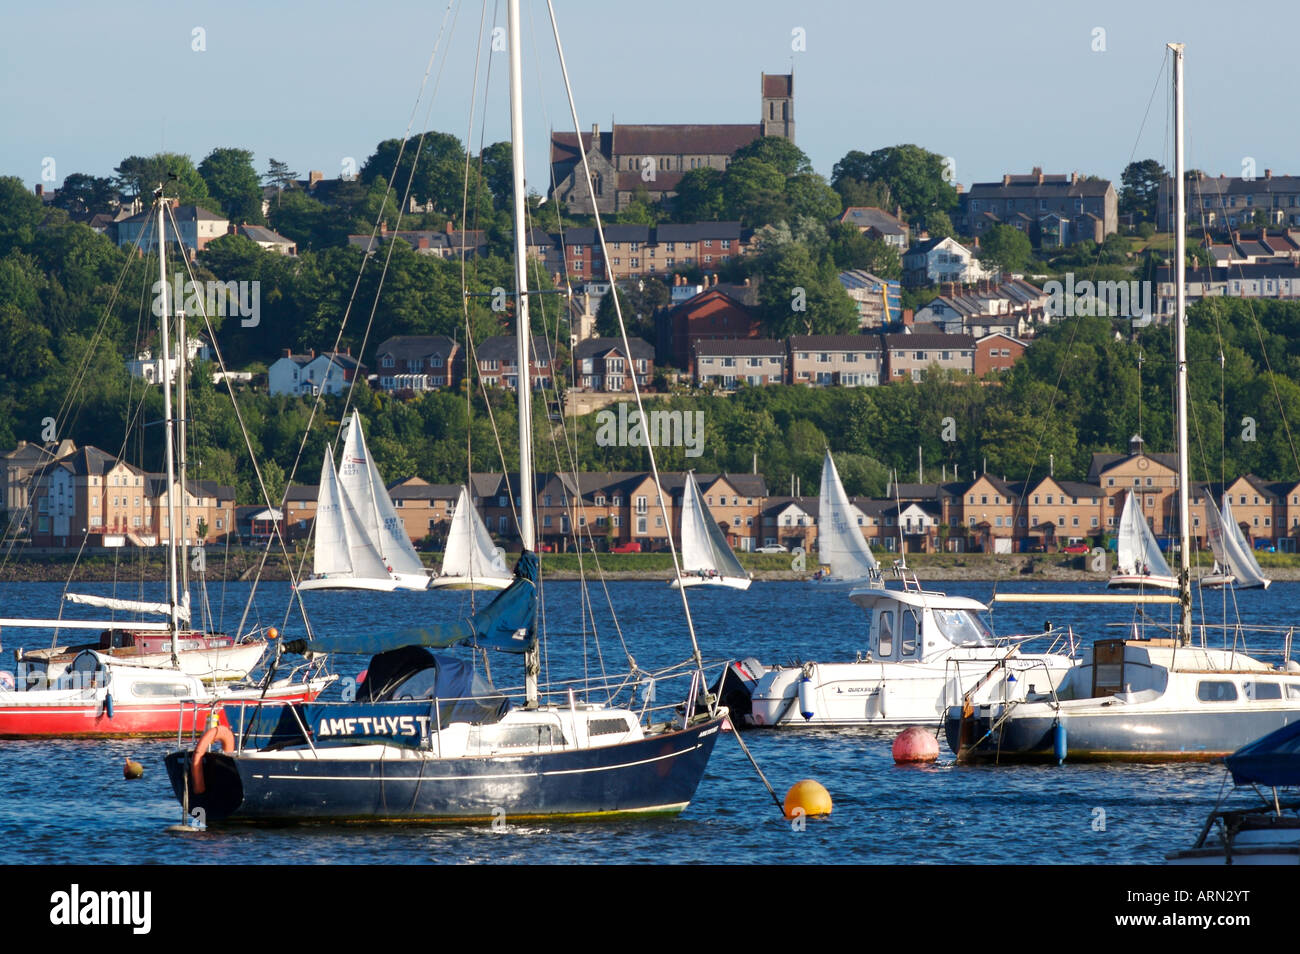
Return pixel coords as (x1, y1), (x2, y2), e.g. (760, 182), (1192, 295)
(478, 141), (513, 210)
(52, 174), (117, 215)
(722, 158), (788, 226)
(783, 172), (842, 222)
(757, 244), (858, 337)
(672, 167), (726, 222)
(263, 158), (298, 190)
(1119, 159), (1166, 223)
(113, 154), (210, 205)
(731, 138), (812, 176)
(826, 222), (901, 278)
(830, 145), (956, 220)
(979, 224), (1033, 274)
(199, 147), (266, 225)
(925, 210), (955, 240)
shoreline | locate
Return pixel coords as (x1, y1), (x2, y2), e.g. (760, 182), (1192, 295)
(4, 552), (1299, 583)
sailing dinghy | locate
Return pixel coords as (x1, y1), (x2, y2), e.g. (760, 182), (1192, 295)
(1202, 495), (1271, 590)
(671, 473), (751, 590)
(430, 486), (512, 590)
(1107, 491), (1177, 590)
(813, 450), (882, 588)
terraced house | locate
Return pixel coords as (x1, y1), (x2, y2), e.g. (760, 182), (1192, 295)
(373, 335), (462, 393)
(788, 335), (882, 387)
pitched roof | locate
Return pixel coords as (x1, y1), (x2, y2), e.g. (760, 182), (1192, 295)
(475, 336), (560, 363)
(693, 338), (785, 357)
(839, 206), (907, 236)
(882, 333), (976, 349)
(572, 336), (654, 360)
(376, 335), (459, 361)
(788, 334), (882, 352)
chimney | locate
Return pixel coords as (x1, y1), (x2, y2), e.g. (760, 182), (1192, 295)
(34, 184), (43, 197)
(282, 348), (292, 358)
(902, 308), (914, 327)
(592, 122), (599, 140)
(309, 170), (324, 186)
(1265, 169), (1273, 179)
(1070, 172), (1078, 185)
(445, 221), (454, 235)
(417, 236), (430, 250)
(1002, 174), (1011, 186)
(309, 349), (316, 359)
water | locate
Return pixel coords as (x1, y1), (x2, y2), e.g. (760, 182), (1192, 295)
(0, 577), (1288, 864)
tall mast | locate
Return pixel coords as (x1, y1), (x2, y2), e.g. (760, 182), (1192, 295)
(176, 302), (190, 625)
(1170, 42), (1192, 645)
(508, 0), (539, 706)
(155, 189), (181, 663)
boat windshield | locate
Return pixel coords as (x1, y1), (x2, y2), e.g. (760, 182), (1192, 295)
(932, 608), (992, 647)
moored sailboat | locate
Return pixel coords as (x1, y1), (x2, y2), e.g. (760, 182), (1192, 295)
(944, 43), (1300, 764)
(163, 0), (727, 824)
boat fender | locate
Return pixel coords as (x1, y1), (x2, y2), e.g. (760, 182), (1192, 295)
(192, 723), (236, 795)
(798, 668), (815, 721)
(1052, 722), (1067, 765)
(104, 691), (114, 720)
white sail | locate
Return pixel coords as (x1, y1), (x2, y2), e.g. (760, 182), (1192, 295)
(818, 451), (880, 582)
(313, 449), (390, 579)
(1116, 492), (1173, 577)
(440, 486), (511, 584)
(64, 592), (191, 621)
(338, 411), (425, 577)
(1217, 496), (1271, 588)
(680, 473), (747, 580)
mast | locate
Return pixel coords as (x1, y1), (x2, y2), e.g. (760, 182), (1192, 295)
(508, 0), (539, 706)
(176, 301), (191, 625)
(1170, 42), (1192, 644)
(155, 189), (181, 663)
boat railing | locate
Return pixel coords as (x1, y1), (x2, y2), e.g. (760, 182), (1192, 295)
(216, 660), (725, 755)
(1104, 621), (1297, 666)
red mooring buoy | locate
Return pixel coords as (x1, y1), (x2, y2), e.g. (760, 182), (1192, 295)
(892, 726), (939, 763)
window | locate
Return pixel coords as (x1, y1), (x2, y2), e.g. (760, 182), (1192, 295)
(1243, 682), (1282, 701)
(1197, 681), (1238, 702)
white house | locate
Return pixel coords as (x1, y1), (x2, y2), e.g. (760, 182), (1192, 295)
(115, 202), (229, 255)
(268, 349), (364, 397)
(902, 236), (993, 288)
(126, 336), (212, 385)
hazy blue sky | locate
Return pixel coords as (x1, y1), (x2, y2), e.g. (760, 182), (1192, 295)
(2, 0), (1295, 196)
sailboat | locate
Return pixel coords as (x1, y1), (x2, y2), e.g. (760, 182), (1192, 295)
(162, 0), (726, 824)
(429, 486), (512, 590)
(1107, 490), (1177, 590)
(298, 411), (430, 592)
(6, 188), (268, 684)
(1201, 495), (1271, 589)
(944, 43), (1300, 763)
(0, 188), (332, 735)
(670, 473), (752, 590)
(812, 450), (882, 588)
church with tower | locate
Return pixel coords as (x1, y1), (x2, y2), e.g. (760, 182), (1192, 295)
(548, 71), (794, 215)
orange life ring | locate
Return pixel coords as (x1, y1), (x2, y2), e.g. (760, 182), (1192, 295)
(191, 722), (235, 795)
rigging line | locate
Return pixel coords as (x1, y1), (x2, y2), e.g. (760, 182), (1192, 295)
(1125, 54), (1170, 169)
(172, 238), (310, 643)
(0, 208), (157, 568)
(274, 2), (461, 594)
(545, 0), (707, 684)
(520, 187), (627, 691)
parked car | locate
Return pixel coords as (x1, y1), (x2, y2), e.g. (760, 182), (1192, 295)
(610, 541), (642, 553)
(756, 544), (788, 553)
(1062, 543), (1090, 554)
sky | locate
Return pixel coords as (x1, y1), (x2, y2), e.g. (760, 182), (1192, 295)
(2, 0), (1296, 197)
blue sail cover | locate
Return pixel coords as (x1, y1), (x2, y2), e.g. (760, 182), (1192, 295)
(1226, 720), (1300, 787)
(304, 552), (539, 656)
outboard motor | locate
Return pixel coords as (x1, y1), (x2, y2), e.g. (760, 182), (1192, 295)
(708, 658), (767, 728)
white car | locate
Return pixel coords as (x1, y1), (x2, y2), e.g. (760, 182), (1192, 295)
(756, 544), (788, 553)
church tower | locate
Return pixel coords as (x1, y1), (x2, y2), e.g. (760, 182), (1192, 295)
(761, 72), (794, 141)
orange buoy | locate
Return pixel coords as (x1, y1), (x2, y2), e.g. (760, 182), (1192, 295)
(783, 779), (832, 819)
(267, 627), (279, 640)
(123, 758), (144, 780)
(892, 726), (940, 763)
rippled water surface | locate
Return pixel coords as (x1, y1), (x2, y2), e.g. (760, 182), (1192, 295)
(0, 577), (1286, 864)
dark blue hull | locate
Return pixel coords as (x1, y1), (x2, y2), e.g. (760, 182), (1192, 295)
(165, 716), (725, 824)
(945, 706), (1300, 763)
